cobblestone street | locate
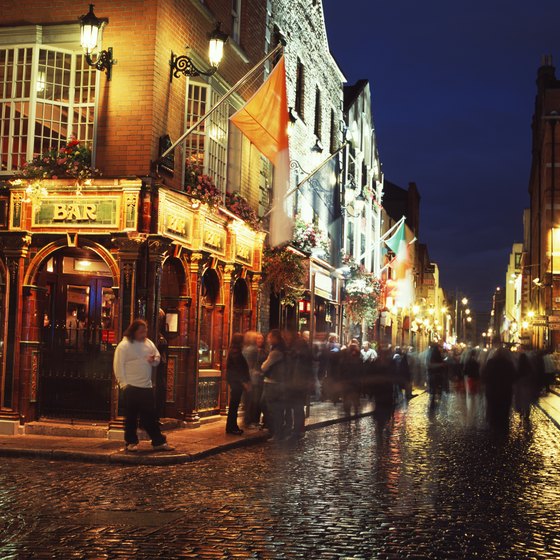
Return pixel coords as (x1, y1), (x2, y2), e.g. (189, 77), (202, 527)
(1, 393), (559, 560)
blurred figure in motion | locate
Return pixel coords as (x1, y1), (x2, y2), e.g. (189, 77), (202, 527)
(463, 349), (481, 395)
(514, 352), (539, 429)
(225, 333), (251, 436)
(427, 344), (446, 411)
(361, 341), (377, 363)
(262, 329), (288, 440)
(340, 342), (363, 417)
(323, 333), (342, 402)
(483, 347), (516, 434)
(243, 331), (268, 428)
(393, 347), (413, 401)
(371, 348), (396, 443)
(287, 330), (314, 439)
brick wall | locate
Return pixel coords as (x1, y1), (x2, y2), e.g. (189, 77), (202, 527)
(0, 0), (267, 185)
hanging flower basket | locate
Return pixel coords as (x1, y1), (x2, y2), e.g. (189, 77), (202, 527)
(262, 247), (307, 307)
(225, 191), (261, 231)
(292, 215), (330, 257)
(10, 136), (99, 204)
(184, 164), (223, 207)
(342, 254), (383, 326)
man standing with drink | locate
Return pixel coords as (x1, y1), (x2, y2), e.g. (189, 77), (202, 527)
(113, 319), (174, 452)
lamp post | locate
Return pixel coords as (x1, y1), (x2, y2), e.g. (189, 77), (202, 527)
(170, 22), (228, 81)
(79, 4), (115, 80)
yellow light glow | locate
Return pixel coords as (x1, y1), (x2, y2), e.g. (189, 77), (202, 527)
(522, 321), (529, 329)
(465, 308), (471, 315)
(466, 317), (472, 323)
(528, 310), (535, 318)
(428, 308), (435, 315)
(461, 297), (468, 305)
(412, 305), (420, 315)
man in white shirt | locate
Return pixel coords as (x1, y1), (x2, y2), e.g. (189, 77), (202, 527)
(113, 319), (174, 452)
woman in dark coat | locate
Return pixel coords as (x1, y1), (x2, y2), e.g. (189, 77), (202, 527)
(226, 333), (250, 435)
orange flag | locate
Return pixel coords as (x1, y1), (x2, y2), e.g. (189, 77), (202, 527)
(231, 56), (289, 165)
(231, 56), (292, 246)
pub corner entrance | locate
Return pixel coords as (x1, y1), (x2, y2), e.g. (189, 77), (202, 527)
(36, 247), (118, 421)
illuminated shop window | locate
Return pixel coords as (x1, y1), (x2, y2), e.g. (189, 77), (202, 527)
(0, 45), (97, 174)
(185, 83), (229, 192)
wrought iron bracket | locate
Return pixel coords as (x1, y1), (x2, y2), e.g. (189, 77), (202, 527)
(85, 47), (115, 80)
(170, 50), (218, 82)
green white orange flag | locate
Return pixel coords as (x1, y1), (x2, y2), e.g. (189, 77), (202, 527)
(385, 220), (413, 307)
(230, 56), (292, 246)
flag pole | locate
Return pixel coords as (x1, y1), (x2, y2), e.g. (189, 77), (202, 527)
(262, 141), (348, 219)
(159, 43), (284, 161)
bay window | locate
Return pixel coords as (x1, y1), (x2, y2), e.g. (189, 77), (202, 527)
(0, 42), (97, 174)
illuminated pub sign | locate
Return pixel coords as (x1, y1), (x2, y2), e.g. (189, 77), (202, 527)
(32, 196), (121, 228)
(202, 221), (226, 255)
(235, 237), (253, 266)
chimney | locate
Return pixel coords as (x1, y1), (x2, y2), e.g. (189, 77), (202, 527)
(537, 54), (556, 92)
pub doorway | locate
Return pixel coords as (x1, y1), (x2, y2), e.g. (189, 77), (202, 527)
(37, 248), (117, 420)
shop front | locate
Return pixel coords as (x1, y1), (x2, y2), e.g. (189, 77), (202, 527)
(298, 258), (340, 343)
(157, 187), (263, 422)
(0, 181), (263, 434)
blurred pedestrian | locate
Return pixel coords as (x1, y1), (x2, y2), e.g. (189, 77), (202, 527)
(371, 348), (396, 443)
(262, 329), (288, 439)
(394, 347), (412, 400)
(483, 347), (516, 433)
(287, 330), (314, 438)
(243, 331), (267, 427)
(463, 349), (481, 394)
(226, 333), (251, 435)
(514, 352), (539, 428)
(427, 344), (446, 411)
(340, 342), (363, 416)
(361, 341), (377, 363)
(113, 319), (174, 452)
(323, 333), (342, 402)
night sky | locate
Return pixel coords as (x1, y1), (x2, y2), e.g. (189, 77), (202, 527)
(323, 0), (560, 310)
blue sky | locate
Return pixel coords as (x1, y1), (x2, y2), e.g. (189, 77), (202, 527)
(323, 0), (560, 309)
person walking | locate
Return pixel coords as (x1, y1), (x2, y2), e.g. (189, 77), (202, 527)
(262, 329), (288, 439)
(287, 331), (314, 438)
(243, 331), (268, 427)
(340, 342), (363, 416)
(226, 333), (251, 435)
(113, 319), (174, 452)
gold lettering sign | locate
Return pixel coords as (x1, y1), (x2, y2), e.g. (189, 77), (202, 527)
(31, 196), (120, 229)
(235, 242), (253, 265)
(204, 229), (224, 252)
(52, 203), (97, 222)
(158, 194), (193, 246)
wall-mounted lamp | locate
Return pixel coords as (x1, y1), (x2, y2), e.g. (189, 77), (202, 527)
(170, 22), (228, 81)
(79, 4), (115, 80)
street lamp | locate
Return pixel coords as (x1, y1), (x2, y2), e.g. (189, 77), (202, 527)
(461, 297), (468, 306)
(170, 22), (228, 81)
(79, 4), (115, 80)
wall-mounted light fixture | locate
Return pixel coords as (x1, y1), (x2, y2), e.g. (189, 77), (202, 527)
(170, 22), (228, 81)
(79, 4), (116, 80)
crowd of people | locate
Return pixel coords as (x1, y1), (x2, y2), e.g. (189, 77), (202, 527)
(426, 344), (556, 432)
(227, 330), (558, 439)
(225, 330), (416, 441)
(113, 318), (557, 452)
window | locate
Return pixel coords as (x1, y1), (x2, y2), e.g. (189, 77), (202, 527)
(314, 87), (322, 139)
(329, 109), (337, 153)
(231, 0), (241, 44)
(184, 83), (229, 192)
(0, 45), (97, 174)
(295, 58), (305, 120)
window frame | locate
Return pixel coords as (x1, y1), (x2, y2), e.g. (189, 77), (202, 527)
(0, 42), (99, 175)
(295, 58), (305, 121)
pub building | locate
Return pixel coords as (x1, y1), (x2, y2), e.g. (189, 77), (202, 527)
(0, 1), (269, 435)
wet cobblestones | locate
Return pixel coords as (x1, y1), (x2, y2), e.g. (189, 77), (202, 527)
(1, 393), (559, 559)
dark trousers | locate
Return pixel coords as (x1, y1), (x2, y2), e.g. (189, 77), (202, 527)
(226, 382), (244, 431)
(123, 386), (166, 446)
